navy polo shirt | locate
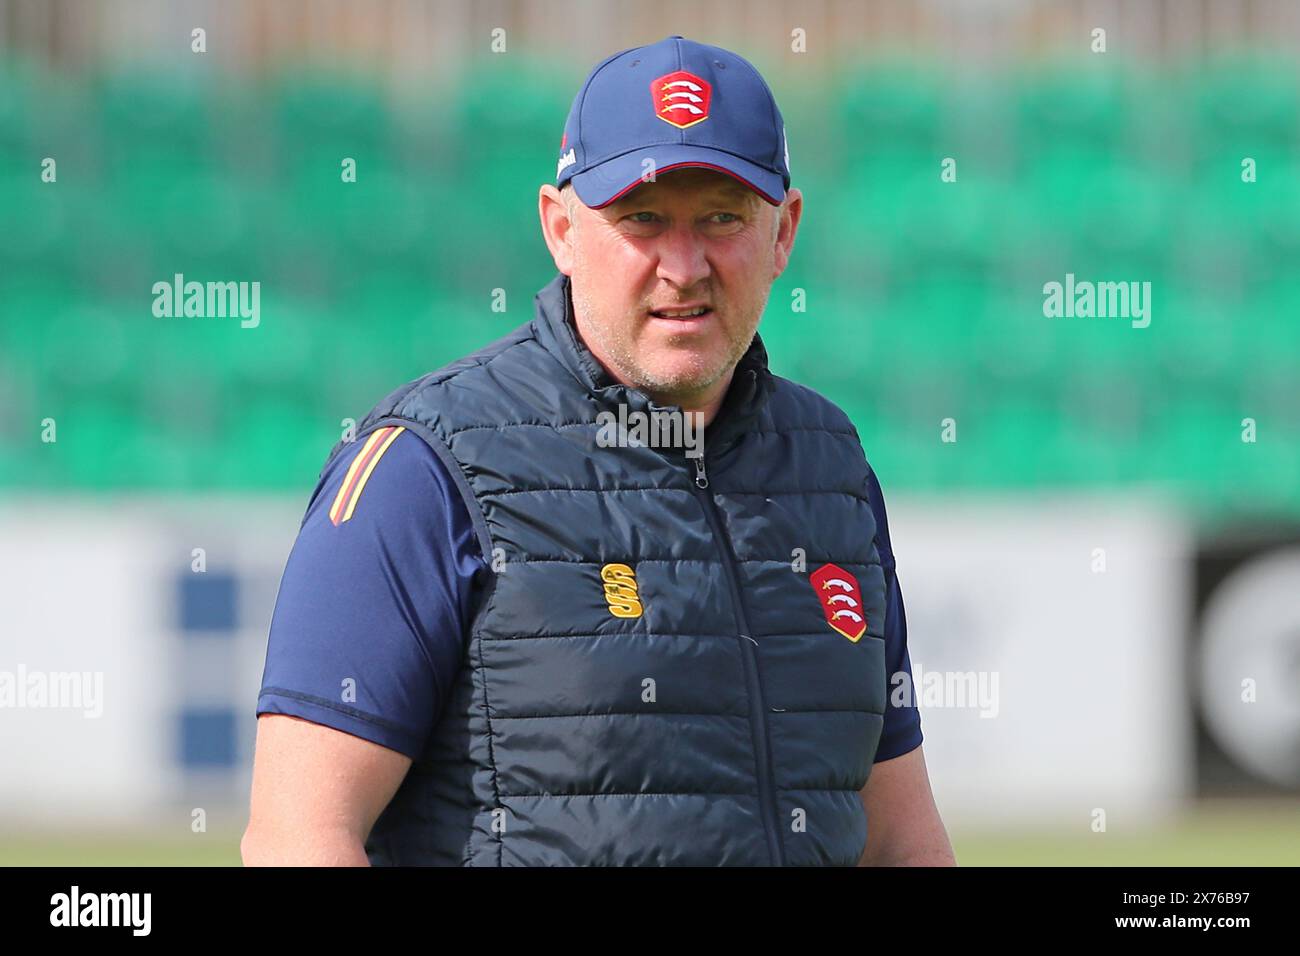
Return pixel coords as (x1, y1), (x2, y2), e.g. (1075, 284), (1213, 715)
(256, 428), (923, 763)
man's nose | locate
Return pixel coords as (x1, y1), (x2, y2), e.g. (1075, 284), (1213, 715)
(653, 224), (711, 291)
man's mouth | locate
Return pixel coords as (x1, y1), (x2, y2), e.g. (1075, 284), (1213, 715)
(648, 305), (713, 320)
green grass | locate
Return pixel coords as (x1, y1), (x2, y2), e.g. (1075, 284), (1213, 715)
(953, 803), (1300, 866)
(0, 832), (242, 866)
(1, 803), (1296, 865)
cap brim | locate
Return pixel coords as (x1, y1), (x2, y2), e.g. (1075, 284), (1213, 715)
(569, 145), (786, 209)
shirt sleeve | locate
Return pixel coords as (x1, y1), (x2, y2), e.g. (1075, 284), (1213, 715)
(867, 467), (924, 763)
(256, 425), (486, 759)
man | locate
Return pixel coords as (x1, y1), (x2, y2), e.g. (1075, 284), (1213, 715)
(244, 35), (954, 866)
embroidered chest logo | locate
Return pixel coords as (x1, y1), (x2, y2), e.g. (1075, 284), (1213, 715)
(601, 563), (643, 619)
(810, 563), (867, 642)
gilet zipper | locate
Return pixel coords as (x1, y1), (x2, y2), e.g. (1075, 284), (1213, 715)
(689, 452), (786, 866)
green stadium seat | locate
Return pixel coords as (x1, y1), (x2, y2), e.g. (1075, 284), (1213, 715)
(1192, 58), (1298, 145)
(1014, 64), (1133, 166)
(834, 63), (943, 176)
(96, 70), (221, 177)
(0, 60), (1294, 517)
(272, 73), (392, 168)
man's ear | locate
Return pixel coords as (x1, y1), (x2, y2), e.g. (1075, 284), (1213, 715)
(539, 185), (578, 276)
(771, 187), (803, 279)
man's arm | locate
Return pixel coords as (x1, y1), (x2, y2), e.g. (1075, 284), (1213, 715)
(241, 714), (412, 866)
(245, 429), (484, 865)
(857, 744), (956, 866)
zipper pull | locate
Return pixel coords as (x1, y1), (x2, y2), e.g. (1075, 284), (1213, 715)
(693, 455), (709, 489)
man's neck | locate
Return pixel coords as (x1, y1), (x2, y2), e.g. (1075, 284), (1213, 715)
(598, 362), (734, 430)
(650, 369), (734, 429)
(567, 298), (735, 428)
(571, 328), (735, 430)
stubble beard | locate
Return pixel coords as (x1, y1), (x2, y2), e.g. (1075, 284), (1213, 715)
(569, 260), (767, 408)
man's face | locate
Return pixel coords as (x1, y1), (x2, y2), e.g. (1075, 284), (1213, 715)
(557, 167), (796, 405)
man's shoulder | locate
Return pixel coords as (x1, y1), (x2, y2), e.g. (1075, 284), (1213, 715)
(350, 317), (554, 440)
(314, 425), (449, 526)
(390, 321), (543, 411)
(765, 373), (886, 503)
(765, 372), (862, 441)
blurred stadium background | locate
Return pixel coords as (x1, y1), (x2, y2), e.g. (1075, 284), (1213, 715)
(1, 0), (1298, 865)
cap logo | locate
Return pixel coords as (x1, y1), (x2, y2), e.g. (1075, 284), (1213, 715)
(651, 70), (712, 129)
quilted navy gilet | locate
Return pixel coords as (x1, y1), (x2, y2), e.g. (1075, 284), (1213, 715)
(346, 272), (888, 865)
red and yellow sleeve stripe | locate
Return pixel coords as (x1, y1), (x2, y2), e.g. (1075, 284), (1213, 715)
(328, 425), (406, 526)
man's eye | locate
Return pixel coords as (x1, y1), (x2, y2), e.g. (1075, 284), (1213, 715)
(625, 212), (740, 224)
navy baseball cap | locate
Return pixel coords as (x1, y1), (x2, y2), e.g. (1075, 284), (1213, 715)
(555, 35), (791, 209)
